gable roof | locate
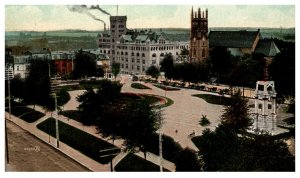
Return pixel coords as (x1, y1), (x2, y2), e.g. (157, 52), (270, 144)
(209, 30), (260, 48)
(254, 39), (280, 57)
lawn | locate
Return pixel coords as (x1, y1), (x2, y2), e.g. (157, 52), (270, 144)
(153, 84), (181, 91)
(60, 110), (81, 123)
(5, 102), (45, 123)
(193, 94), (232, 106)
(36, 118), (120, 164)
(131, 83), (151, 89)
(114, 153), (169, 172)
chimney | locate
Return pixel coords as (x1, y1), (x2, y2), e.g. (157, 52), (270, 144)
(198, 8), (201, 18)
(206, 9), (208, 19)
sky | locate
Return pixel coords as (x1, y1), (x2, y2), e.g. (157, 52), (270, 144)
(5, 4), (295, 31)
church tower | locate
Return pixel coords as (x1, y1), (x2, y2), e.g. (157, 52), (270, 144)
(189, 7), (209, 62)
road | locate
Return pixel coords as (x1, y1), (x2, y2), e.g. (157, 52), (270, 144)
(5, 119), (90, 172)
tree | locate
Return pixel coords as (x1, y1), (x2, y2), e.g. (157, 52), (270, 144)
(77, 80), (122, 125)
(209, 47), (232, 83)
(220, 90), (252, 133)
(9, 74), (26, 100)
(96, 67), (104, 78)
(199, 115), (210, 127)
(24, 59), (51, 107)
(269, 40), (295, 98)
(146, 65), (160, 79)
(175, 148), (202, 171)
(111, 62), (120, 79)
(72, 49), (97, 79)
(57, 88), (71, 110)
(160, 53), (174, 79)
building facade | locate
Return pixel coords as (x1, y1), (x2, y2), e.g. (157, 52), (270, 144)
(13, 55), (32, 78)
(97, 16), (189, 75)
(51, 51), (75, 77)
(189, 7), (209, 62)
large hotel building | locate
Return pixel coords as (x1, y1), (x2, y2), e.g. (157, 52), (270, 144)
(97, 16), (189, 75)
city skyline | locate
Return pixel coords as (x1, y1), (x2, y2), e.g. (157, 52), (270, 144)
(5, 5), (295, 32)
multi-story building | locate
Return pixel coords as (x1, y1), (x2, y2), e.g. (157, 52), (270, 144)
(13, 55), (32, 78)
(51, 51), (75, 77)
(190, 7), (209, 62)
(97, 16), (189, 75)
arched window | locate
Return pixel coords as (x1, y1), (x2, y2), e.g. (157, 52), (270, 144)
(160, 53), (164, 57)
(152, 53), (156, 57)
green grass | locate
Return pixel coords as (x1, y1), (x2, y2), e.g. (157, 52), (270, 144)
(131, 83), (151, 89)
(36, 118), (120, 164)
(193, 94), (232, 106)
(60, 110), (81, 123)
(114, 153), (169, 172)
(5, 103), (45, 123)
(153, 84), (181, 91)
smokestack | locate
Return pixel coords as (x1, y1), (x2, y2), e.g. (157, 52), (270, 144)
(104, 23), (106, 32)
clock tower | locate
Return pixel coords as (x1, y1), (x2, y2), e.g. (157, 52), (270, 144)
(190, 7), (209, 62)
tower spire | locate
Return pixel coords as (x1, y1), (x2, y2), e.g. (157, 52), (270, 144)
(191, 6), (194, 18)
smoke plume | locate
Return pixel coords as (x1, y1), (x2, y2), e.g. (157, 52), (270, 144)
(67, 5), (105, 24)
(90, 5), (111, 16)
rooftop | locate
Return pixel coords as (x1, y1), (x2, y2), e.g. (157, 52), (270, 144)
(209, 30), (260, 48)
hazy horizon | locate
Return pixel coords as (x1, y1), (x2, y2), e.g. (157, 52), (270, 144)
(5, 5), (295, 32)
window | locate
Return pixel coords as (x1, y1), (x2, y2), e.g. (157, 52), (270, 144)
(125, 64), (128, 69)
(132, 59), (135, 63)
(202, 49), (205, 57)
(142, 60), (145, 64)
(137, 59), (140, 63)
(152, 53), (156, 57)
(152, 60), (156, 64)
(131, 52), (134, 56)
(268, 104), (272, 109)
(137, 53), (140, 57)
(142, 53), (145, 57)
(258, 104), (262, 109)
(258, 84), (264, 91)
(125, 52), (128, 55)
(16, 66), (19, 71)
(137, 66), (140, 70)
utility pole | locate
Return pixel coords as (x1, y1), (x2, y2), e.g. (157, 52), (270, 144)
(50, 75), (60, 148)
(5, 63), (11, 164)
(54, 93), (59, 148)
(158, 106), (163, 172)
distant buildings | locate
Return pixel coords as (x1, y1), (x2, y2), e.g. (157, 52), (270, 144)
(191, 7), (280, 62)
(97, 16), (189, 75)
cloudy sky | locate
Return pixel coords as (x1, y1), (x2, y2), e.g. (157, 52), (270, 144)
(5, 4), (295, 31)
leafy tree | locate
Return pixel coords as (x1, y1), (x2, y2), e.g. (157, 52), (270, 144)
(24, 59), (51, 107)
(57, 88), (70, 109)
(96, 67), (104, 77)
(111, 62), (120, 79)
(175, 148), (202, 172)
(220, 90), (252, 133)
(77, 80), (122, 125)
(199, 115), (210, 127)
(209, 47), (232, 83)
(146, 65), (160, 79)
(9, 74), (26, 100)
(160, 53), (174, 79)
(72, 49), (97, 79)
(180, 47), (189, 56)
(269, 45), (295, 98)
